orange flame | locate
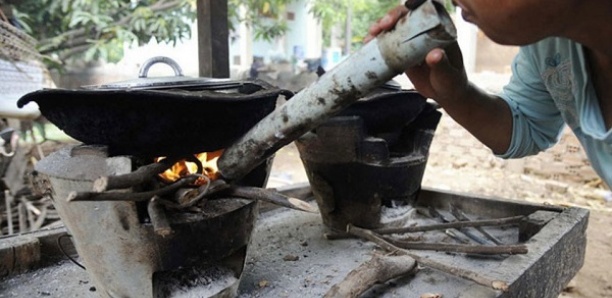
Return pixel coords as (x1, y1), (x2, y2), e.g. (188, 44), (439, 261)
(155, 150), (223, 185)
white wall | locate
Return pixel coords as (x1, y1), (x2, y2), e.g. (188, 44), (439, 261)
(454, 8), (478, 74)
(234, 0), (322, 68)
(285, 1), (322, 60)
(98, 1), (323, 79)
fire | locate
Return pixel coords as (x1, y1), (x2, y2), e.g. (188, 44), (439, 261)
(155, 150), (223, 185)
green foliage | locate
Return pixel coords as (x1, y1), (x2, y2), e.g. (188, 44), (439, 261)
(228, 0), (294, 42)
(12, 0), (195, 69)
(310, 0), (400, 49)
(9, 0), (453, 69)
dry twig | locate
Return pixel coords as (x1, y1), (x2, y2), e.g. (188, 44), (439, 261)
(347, 224), (510, 292)
(68, 175), (199, 202)
(93, 156), (182, 192)
(382, 237), (528, 255)
(223, 186), (317, 213)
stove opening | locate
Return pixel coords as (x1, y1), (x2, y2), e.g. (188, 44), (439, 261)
(155, 149), (223, 186)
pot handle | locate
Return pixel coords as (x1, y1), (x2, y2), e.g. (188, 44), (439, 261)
(138, 56), (184, 78)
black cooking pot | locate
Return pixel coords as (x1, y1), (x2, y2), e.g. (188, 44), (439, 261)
(17, 57), (292, 157)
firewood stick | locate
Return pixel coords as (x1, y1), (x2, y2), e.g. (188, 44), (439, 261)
(21, 198), (35, 231)
(184, 155), (204, 176)
(93, 156), (182, 192)
(148, 196), (173, 237)
(18, 202), (27, 233)
(374, 215), (525, 235)
(347, 224), (510, 292)
(23, 200), (42, 216)
(324, 253), (418, 298)
(323, 232), (355, 240)
(223, 186), (317, 213)
(174, 188), (198, 205)
(5, 190), (13, 235)
(157, 179), (229, 209)
(176, 179), (230, 208)
(173, 175), (212, 205)
(382, 236), (527, 255)
(31, 207), (48, 231)
(69, 175), (199, 202)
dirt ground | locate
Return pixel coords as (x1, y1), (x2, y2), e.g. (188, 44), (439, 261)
(268, 142), (612, 298)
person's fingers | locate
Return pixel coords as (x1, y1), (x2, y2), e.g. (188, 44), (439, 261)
(443, 42), (464, 70)
(364, 5), (409, 43)
(383, 5), (409, 29)
(425, 48), (445, 66)
(378, 14), (394, 29)
(405, 61), (433, 98)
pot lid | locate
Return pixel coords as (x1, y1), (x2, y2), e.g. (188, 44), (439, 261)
(82, 56), (241, 90)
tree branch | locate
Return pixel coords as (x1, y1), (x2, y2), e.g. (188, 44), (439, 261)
(38, 0), (186, 55)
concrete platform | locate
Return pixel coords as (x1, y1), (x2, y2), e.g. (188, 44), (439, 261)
(0, 187), (588, 298)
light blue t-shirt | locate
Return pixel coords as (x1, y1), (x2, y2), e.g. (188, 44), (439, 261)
(498, 37), (612, 187)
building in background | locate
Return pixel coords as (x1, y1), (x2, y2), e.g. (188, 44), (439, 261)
(229, 0), (323, 76)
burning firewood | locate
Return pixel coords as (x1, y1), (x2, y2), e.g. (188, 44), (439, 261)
(73, 176), (317, 213)
(68, 175), (200, 202)
(93, 156), (183, 192)
(172, 179), (230, 209)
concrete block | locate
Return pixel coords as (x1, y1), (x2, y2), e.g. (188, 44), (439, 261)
(0, 236), (41, 278)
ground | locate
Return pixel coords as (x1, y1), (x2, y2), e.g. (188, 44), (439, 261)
(268, 142), (612, 298)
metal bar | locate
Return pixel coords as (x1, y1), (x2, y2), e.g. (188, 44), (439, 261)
(197, 0), (230, 78)
(218, 0), (456, 181)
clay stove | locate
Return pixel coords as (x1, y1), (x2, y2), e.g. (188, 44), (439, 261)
(296, 88), (440, 232)
(33, 145), (266, 297)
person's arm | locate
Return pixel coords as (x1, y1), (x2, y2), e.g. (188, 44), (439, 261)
(407, 45), (514, 154)
(366, 5), (513, 154)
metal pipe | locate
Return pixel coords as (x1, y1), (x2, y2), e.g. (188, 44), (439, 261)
(218, 0), (456, 181)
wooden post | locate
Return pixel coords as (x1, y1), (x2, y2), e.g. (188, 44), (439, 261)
(197, 0), (230, 78)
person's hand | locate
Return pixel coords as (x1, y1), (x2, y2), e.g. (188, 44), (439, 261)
(363, 5), (408, 44)
(363, 4), (469, 104)
(406, 43), (469, 103)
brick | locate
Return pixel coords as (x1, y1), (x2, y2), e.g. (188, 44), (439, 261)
(0, 236), (41, 278)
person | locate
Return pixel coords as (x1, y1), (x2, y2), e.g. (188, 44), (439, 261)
(364, 0), (612, 188)
(249, 56), (265, 79)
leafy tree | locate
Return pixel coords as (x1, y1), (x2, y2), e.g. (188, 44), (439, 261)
(11, 0), (196, 68)
(310, 0), (400, 51)
(228, 0), (292, 42)
(8, 0), (451, 69)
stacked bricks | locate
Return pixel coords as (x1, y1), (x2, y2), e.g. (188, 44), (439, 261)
(428, 111), (599, 185)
